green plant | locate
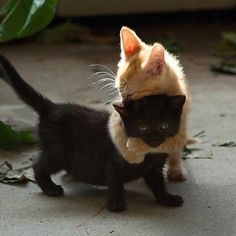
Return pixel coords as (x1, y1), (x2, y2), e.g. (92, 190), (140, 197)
(0, 0), (58, 43)
(0, 121), (36, 150)
(215, 32), (236, 57)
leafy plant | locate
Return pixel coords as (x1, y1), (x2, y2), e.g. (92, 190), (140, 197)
(215, 32), (236, 57)
(35, 21), (91, 43)
(211, 32), (236, 75)
(0, 121), (36, 150)
(160, 38), (184, 54)
(0, 0), (58, 43)
(146, 35), (184, 54)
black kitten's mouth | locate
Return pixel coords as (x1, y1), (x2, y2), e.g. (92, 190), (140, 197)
(145, 138), (165, 148)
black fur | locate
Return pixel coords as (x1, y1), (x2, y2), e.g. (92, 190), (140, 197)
(0, 55), (183, 212)
(113, 95), (185, 147)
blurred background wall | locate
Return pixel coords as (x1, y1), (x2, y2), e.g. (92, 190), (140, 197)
(58, 0), (236, 16)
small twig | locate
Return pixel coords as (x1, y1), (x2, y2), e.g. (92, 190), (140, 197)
(77, 201), (107, 228)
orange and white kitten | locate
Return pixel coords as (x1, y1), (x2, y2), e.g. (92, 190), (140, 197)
(108, 26), (189, 181)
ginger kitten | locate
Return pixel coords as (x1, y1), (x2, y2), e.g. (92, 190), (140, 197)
(109, 26), (190, 181)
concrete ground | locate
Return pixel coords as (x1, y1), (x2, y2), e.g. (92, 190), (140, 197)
(0, 24), (236, 236)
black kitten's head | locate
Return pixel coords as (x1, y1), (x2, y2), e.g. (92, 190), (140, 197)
(113, 94), (186, 148)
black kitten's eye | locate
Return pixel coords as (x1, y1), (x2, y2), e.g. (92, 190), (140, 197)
(139, 126), (148, 133)
(160, 123), (169, 131)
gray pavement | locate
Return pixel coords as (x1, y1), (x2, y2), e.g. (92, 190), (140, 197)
(0, 27), (236, 236)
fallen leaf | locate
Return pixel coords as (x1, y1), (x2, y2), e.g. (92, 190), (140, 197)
(0, 161), (35, 183)
(0, 161), (12, 181)
(213, 141), (236, 147)
(193, 130), (205, 138)
(182, 146), (212, 160)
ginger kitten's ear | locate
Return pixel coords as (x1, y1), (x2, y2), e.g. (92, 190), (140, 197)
(143, 43), (165, 76)
(120, 26), (142, 59)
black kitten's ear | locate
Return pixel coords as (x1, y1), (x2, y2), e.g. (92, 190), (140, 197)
(170, 95), (186, 111)
(112, 102), (126, 117)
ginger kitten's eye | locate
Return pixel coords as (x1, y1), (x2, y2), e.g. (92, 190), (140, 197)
(160, 123), (169, 131)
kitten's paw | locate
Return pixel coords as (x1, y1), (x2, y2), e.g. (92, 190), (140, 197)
(43, 185), (64, 197)
(167, 167), (187, 182)
(107, 199), (127, 212)
(156, 194), (183, 207)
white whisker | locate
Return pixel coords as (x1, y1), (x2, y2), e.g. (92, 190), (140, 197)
(92, 77), (114, 83)
(90, 64), (116, 77)
(108, 90), (119, 95)
(101, 83), (115, 89)
(107, 86), (116, 91)
(92, 78), (115, 86)
(89, 71), (116, 80)
(89, 64), (119, 97)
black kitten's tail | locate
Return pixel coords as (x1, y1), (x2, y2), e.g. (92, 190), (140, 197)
(0, 55), (53, 115)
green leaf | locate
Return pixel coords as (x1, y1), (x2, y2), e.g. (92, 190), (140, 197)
(222, 32), (236, 47)
(161, 38), (184, 54)
(0, 0), (15, 17)
(0, 121), (36, 150)
(17, 0), (58, 38)
(0, 120), (20, 149)
(215, 32), (236, 57)
(18, 130), (36, 144)
(0, 0), (58, 43)
(145, 35), (184, 54)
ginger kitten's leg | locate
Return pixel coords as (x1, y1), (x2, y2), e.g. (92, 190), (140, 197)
(167, 152), (187, 181)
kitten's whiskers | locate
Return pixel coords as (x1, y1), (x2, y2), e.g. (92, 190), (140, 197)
(90, 64), (116, 78)
(89, 64), (118, 98)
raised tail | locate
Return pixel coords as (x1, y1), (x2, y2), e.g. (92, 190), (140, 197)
(0, 55), (54, 115)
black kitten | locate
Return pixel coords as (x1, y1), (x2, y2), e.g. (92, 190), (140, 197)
(113, 95), (185, 147)
(0, 55), (184, 212)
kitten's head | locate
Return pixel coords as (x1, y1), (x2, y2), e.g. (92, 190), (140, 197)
(117, 26), (185, 99)
(113, 94), (186, 147)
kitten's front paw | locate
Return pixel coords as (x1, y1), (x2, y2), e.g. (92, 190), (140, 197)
(107, 199), (127, 212)
(43, 185), (64, 197)
(156, 194), (183, 207)
(167, 167), (187, 182)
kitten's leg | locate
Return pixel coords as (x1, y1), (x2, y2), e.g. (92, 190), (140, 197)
(167, 152), (187, 181)
(33, 154), (64, 197)
(107, 180), (127, 212)
(144, 168), (183, 207)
